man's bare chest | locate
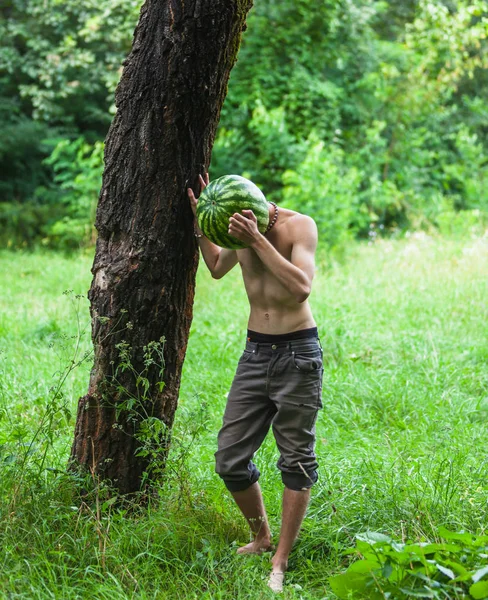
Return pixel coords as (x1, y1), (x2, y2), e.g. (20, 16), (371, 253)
(237, 237), (292, 276)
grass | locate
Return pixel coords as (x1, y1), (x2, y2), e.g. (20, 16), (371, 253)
(0, 234), (487, 598)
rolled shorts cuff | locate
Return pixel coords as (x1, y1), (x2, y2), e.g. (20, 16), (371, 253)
(219, 464), (260, 492)
(220, 473), (260, 493)
(281, 469), (318, 491)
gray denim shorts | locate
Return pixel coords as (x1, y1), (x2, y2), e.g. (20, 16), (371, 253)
(215, 337), (323, 492)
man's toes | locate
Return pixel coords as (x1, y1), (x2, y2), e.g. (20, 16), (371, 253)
(236, 543), (254, 555)
(268, 572), (285, 593)
(236, 541), (271, 555)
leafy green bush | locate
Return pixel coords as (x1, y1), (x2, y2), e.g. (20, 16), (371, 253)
(330, 529), (488, 599)
(436, 209), (487, 239)
(0, 137), (103, 250)
(0, 97), (53, 204)
(0, 200), (59, 248)
(282, 136), (364, 248)
(43, 137), (103, 249)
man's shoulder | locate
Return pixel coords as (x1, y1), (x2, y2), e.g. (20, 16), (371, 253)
(280, 207), (315, 224)
(282, 210), (317, 237)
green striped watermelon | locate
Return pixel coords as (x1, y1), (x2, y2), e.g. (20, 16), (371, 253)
(196, 175), (269, 249)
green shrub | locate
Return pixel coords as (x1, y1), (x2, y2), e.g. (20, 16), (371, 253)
(330, 529), (488, 599)
(0, 201), (59, 248)
(282, 136), (365, 249)
(0, 97), (53, 204)
(42, 137), (103, 249)
(436, 209), (487, 239)
(0, 138), (103, 250)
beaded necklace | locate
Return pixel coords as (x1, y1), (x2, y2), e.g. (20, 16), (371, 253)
(265, 202), (279, 234)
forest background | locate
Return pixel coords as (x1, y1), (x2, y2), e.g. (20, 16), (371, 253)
(1, 0), (488, 250)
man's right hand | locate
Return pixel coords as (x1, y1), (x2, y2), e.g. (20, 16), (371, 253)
(187, 173), (210, 220)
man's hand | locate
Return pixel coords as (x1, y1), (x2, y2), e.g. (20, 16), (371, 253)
(228, 209), (263, 247)
(187, 173), (210, 221)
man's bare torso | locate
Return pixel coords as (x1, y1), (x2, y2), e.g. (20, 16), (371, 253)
(236, 207), (316, 334)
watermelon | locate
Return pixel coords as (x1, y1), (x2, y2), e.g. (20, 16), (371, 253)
(196, 175), (269, 249)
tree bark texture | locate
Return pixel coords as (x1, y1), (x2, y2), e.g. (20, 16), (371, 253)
(70, 0), (253, 495)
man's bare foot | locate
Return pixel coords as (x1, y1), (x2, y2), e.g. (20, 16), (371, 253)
(236, 539), (273, 555)
(268, 572), (285, 593)
(268, 556), (288, 592)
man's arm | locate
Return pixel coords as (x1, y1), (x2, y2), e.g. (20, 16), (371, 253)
(188, 174), (239, 279)
(229, 210), (317, 303)
(196, 236), (238, 279)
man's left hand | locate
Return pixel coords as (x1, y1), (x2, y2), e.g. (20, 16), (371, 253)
(228, 210), (262, 247)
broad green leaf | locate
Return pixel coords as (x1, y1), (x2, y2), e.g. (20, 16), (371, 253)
(387, 550), (423, 565)
(470, 580), (488, 599)
(473, 566), (488, 584)
(443, 559), (468, 576)
(329, 572), (384, 600)
(409, 563), (437, 577)
(436, 563), (455, 579)
(355, 540), (378, 555)
(391, 542), (406, 552)
(347, 559), (381, 574)
(404, 542), (460, 555)
(438, 527), (475, 545)
(356, 531), (392, 544)
(382, 562), (393, 579)
(329, 573), (369, 598)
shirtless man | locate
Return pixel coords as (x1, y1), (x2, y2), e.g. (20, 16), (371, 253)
(188, 174), (323, 593)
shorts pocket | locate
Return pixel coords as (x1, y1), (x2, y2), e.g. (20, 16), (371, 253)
(239, 349), (254, 363)
(292, 349), (323, 372)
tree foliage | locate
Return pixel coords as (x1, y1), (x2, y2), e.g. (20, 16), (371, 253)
(1, 0), (488, 248)
(213, 0), (488, 242)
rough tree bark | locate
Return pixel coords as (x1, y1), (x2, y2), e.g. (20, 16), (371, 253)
(70, 0), (253, 495)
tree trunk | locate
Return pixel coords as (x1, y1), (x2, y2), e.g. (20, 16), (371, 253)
(70, 0), (253, 496)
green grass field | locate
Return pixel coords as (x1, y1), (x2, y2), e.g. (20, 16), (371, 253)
(0, 235), (487, 599)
